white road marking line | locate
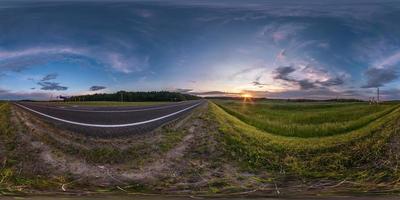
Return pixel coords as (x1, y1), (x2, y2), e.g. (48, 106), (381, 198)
(15, 102), (201, 128)
(28, 101), (190, 113)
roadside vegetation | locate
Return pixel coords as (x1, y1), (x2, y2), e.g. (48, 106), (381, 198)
(214, 100), (399, 137)
(0, 103), (63, 195)
(210, 99), (400, 190)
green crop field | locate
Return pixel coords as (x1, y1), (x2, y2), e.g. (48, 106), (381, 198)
(214, 100), (400, 137)
(210, 99), (400, 183)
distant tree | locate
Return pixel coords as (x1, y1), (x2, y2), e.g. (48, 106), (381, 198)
(65, 91), (200, 102)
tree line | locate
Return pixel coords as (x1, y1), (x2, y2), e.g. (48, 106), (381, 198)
(65, 91), (200, 102)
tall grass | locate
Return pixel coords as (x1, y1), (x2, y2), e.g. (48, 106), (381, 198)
(214, 100), (400, 137)
(210, 101), (400, 180)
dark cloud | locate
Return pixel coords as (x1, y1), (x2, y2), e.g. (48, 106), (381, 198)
(41, 73), (58, 81)
(38, 82), (68, 91)
(252, 81), (268, 87)
(297, 80), (316, 90)
(173, 88), (193, 93)
(273, 66), (318, 90)
(273, 66), (345, 90)
(89, 86), (106, 91)
(380, 88), (400, 100)
(318, 77), (345, 87)
(36, 73), (67, 91)
(190, 91), (240, 96)
(252, 75), (268, 88)
(273, 66), (296, 81)
(362, 67), (398, 88)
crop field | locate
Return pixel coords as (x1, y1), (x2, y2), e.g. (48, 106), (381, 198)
(211, 99), (400, 183)
(214, 100), (400, 137)
(51, 101), (173, 107)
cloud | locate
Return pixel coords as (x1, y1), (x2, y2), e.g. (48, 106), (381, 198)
(252, 81), (268, 87)
(35, 73), (68, 91)
(168, 88), (194, 94)
(276, 49), (286, 61)
(107, 53), (149, 73)
(0, 88), (50, 100)
(135, 9), (154, 18)
(38, 82), (68, 91)
(190, 91), (240, 97)
(273, 65), (346, 90)
(361, 51), (400, 88)
(251, 75), (268, 88)
(41, 73), (58, 81)
(362, 66), (398, 88)
(318, 77), (345, 87)
(260, 23), (307, 43)
(273, 66), (296, 81)
(0, 46), (149, 74)
(189, 88), (371, 100)
(178, 0), (394, 21)
(243, 89), (368, 100)
(230, 66), (264, 79)
(89, 86), (106, 91)
(380, 88), (400, 100)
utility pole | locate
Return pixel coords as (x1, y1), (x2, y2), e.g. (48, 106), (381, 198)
(377, 87), (380, 104)
(121, 92), (123, 102)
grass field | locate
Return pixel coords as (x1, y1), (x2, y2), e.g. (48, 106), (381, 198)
(210, 100), (400, 183)
(51, 101), (174, 107)
(214, 100), (400, 137)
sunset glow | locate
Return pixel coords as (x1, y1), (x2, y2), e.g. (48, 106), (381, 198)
(241, 93), (253, 99)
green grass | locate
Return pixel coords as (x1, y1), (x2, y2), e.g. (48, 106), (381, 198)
(210, 100), (400, 182)
(214, 100), (400, 137)
(52, 101), (173, 107)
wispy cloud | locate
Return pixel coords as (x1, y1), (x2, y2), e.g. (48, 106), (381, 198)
(41, 73), (58, 81)
(38, 82), (68, 91)
(0, 88), (50, 100)
(37, 73), (68, 91)
(89, 86), (106, 91)
(0, 46), (149, 74)
(259, 23), (307, 44)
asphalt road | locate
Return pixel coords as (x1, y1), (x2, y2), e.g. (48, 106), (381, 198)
(15, 100), (204, 137)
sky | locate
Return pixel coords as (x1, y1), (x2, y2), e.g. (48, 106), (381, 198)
(0, 0), (399, 100)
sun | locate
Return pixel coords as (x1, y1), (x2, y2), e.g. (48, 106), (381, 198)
(241, 93), (253, 98)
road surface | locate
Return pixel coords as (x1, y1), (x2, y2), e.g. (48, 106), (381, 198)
(15, 100), (204, 137)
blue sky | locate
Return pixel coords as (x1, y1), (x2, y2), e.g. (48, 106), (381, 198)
(0, 0), (399, 100)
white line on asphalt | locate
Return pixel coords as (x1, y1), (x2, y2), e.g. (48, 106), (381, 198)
(27, 101), (189, 113)
(15, 102), (201, 128)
